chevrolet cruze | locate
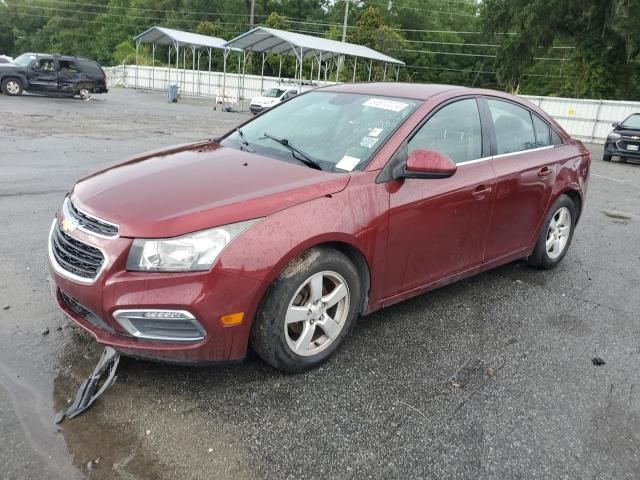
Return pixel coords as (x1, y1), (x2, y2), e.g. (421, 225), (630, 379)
(49, 83), (591, 372)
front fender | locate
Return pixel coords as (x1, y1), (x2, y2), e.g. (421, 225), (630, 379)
(215, 171), (390, 309)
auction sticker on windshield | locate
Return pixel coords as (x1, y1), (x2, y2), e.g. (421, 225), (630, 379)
(336, 155), (361, 171)
(363, 98), (409, 112)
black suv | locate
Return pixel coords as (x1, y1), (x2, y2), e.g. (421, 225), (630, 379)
(0, 52), (108, 99)
(604, 113), (640, 162)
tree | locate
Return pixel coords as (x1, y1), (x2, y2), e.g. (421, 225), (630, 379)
(480, 0), (640, 99)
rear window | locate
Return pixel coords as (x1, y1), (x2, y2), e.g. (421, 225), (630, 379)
(532, 114), (551, 147)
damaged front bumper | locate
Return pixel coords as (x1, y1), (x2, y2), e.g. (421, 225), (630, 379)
(49, 218), (267, 364)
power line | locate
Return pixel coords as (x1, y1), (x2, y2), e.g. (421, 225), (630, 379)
(43, 0), (267, 19)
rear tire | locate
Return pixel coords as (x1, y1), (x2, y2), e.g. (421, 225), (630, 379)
(527, 195), (576, 269)
(1, 78), (23, 96)
(603, 154), (612, 162)
(250, 247), (361, 372)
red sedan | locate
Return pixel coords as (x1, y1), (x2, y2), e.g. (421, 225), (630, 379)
(49, 83), (591, 371)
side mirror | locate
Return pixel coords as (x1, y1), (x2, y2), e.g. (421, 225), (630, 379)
(612, 122), (619, 128)
(403, 149), (457, 179)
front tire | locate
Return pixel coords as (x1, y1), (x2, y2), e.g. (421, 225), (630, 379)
(527, 195), (576, 269)
(251, 247), (361, 372)
(603, 154), (612, 162)
(1, 78), (23, 96)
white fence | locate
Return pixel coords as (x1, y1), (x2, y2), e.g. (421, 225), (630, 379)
(105, 64), (334, 108)
(106, 65), (639, 144)
(521, 96), (640, 144)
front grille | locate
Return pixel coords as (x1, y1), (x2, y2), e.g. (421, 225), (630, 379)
(60, 290), (114, 333)
(51, 223), (105, 280)
(616, 140), (640, 152)
(67, 199), (118, 237)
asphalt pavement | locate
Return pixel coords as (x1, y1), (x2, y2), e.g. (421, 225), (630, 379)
(1, 88), (639, 480)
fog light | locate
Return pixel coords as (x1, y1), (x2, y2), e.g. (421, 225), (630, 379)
(220, 312), (244, 326)
(113, 309), (206, 343)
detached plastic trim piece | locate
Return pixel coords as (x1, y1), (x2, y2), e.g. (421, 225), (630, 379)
(54, 347), (120, 424)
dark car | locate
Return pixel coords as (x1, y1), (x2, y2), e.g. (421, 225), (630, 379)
(48, 83), (590, 372)
(604, 113), (640, 162)
(0, 52), (108, 99)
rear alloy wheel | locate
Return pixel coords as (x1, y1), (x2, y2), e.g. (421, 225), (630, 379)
(251, 248), (361, 372)
(79, 88), (92, 101)
(527, 195), (576, 269)
(2, 78), (23, 96)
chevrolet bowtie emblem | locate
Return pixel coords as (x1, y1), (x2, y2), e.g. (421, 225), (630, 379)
(61, 217), (79, 233)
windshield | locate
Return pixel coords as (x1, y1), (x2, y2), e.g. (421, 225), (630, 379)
(621, 114), (640, 130)
(264, 88), (286, 98)
(12, 53), (35, 68)
(222, 91), (420, 172)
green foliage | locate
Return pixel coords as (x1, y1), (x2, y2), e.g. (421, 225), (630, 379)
(0, 0), (638, 99)
(262, 12), (289, 30)
(480, 0), (640, 99)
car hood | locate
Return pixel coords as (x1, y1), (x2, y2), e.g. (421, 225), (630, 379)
(70, 141), (350, 238)
(0, 64), (22, 71)
(616, 128), (640, 138)
(251, 96), (278, 106)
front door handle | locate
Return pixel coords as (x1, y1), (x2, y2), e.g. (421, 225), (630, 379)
(472, 185), (492, 199)
(538, 167), (553, 178)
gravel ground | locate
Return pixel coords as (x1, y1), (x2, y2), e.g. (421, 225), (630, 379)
(1, 87), (639, 480)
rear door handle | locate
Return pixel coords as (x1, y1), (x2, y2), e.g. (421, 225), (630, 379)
(538, 167), (552, 178)
(472, 186), (492, 199)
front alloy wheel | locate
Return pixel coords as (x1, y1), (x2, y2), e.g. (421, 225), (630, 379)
(284, 271), (350, 357)
(251, 247), (361, 372)
(2, 78), (23, 96)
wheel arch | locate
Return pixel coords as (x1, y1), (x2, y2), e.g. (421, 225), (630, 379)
(560, 188), (583, 224)
(262, 237), (372, 317)
(1, 75), (25, 89)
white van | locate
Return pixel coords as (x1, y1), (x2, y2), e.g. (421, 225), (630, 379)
(250, 85), (309, 114)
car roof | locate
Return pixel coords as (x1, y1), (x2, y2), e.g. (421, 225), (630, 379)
(321, 82), (470, 101)
(23, 52), (92, 62)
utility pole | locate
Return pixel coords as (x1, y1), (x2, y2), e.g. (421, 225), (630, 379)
(249, 0), (256, 27)
(341, 0), (351, 42)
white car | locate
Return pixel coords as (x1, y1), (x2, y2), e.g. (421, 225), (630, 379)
(250, 86), (303, 114)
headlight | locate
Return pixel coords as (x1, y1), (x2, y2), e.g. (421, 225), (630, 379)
(608, 131), (621, 140)
(126, 219), (260, 272)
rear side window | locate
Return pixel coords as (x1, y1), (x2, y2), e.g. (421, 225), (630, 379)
(77, 59), (103, 75)
(59, 60), (79, 73)
(488, 99), (537, 154)
(409, 98), (483, 164)
(532, 114), (551, 147)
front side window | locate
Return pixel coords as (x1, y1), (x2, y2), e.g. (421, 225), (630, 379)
(488, 99), (537, 154)
(222, 92), (420, 172)
(36, 58), (55, 71)
(408, 98), (482, 164)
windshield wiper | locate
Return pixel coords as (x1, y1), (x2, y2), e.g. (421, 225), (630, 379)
(260, 132), (322, 170)
(235, 128), (254, 152)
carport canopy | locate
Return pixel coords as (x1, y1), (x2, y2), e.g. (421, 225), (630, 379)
(134, 26), (229, 50)
(223, 26), (404, 66)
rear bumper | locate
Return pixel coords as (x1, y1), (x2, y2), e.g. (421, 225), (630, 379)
(48, 219), (267, 363)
